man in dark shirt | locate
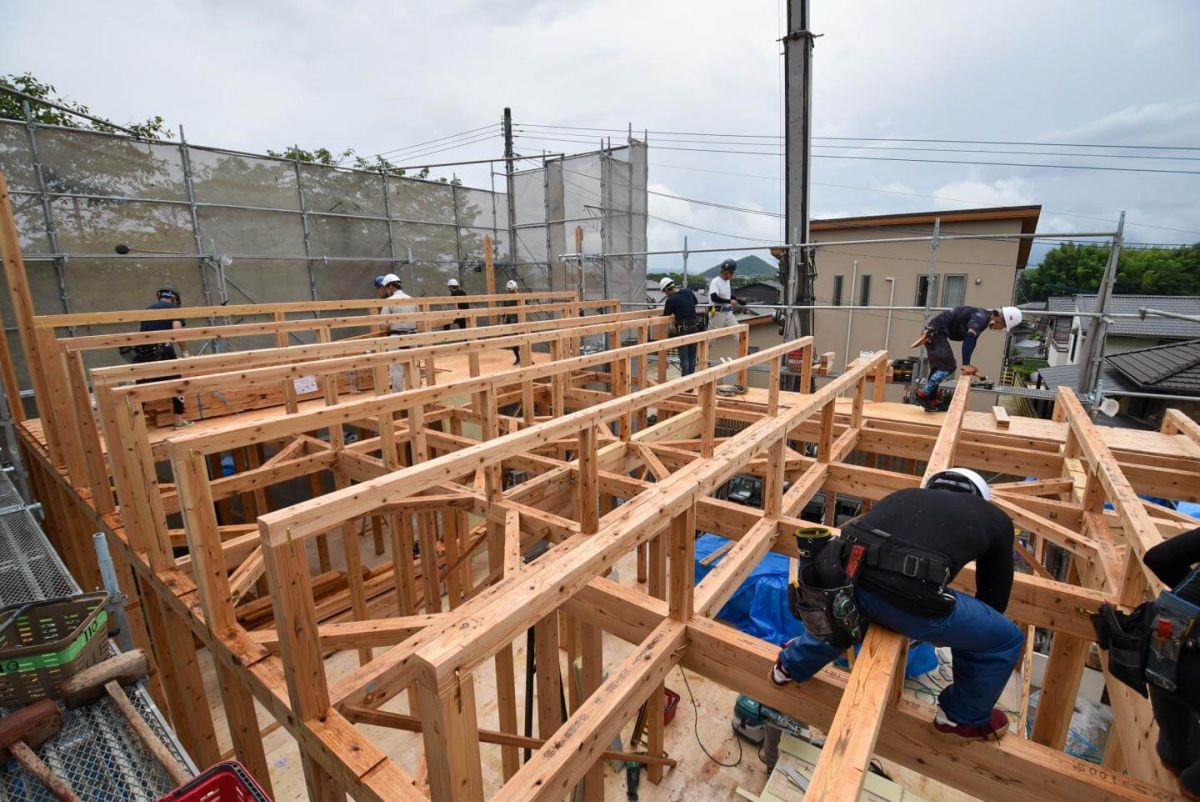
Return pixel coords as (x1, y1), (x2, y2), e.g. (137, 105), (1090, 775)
(445, 278), (469, 330)
(916, 306), (1022, 405)
(773, 467), (1024, 742)
(502, 280), (523, 365)
(1142, 527), (1200, 797)
(660, 277), (701, 376)
(133, 288), (190, 428)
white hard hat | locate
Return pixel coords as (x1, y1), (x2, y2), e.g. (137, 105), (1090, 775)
(1000, 306), (1023, 331)
(924, 467), (990, 501)
(659, 276), (676, 292)
(447, 278), (459, 287)
(380, 273), (402, 287)
(505, 280), (519, 290)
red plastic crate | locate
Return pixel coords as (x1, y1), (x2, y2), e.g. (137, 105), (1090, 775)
(157, 762), (272, 802)
(663, 688), (680, 725)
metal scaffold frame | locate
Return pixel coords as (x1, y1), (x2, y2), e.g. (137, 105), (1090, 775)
(2, 164), (1200, 800)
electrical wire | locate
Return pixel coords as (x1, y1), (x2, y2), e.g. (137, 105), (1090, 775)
(649, 163), (1200, 238)
(386, 131), (501, 163)
(516, 133), (1200, 175)
(518, 122), (1200, 152)
(677, 665), (743, 768)
(372, 123), (500, 159)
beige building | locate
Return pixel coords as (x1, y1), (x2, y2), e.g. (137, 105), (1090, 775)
(810, 206), (1041, 402)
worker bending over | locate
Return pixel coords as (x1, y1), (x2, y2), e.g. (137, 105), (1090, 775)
(708, 258), (745, 331)
(445, 278), (469, 330)
(660, 277), (703, 376)
(377, 273), (417, 335)
(915, 306), (1021, 406)
(773, 468), (1023, 742)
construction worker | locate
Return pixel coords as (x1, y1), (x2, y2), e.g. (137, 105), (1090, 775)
(133, 288), (191, 428)
(1145, 528), (1200, 799)
(378, 273), (417, 335)
(772, 468), (1023, 742)
(445, 278), (469, 330)
(707, 258), (745, 331)
(502, 279), (523, 365)
(660, 276), (703, 376)
(1095, 528), (1200, 798)
(914, 306), (1022, 408)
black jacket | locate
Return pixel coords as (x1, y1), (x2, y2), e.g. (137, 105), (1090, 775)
(852, 488), (1014, 615)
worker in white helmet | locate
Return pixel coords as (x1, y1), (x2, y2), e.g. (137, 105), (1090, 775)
(377, 273), (417, 336)
(914, 305), (1022, 410)
(445, 278), (469, 330)
(773, 466), (1023, 744)
(502, 279), (523, 365)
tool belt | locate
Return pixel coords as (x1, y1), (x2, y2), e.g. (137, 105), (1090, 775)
(788, 529), (865, 649)
(132, 344), (175, 361)
(840, 524), (952, 589)
(672, 316), (707, 336)
(1093, 567), (1200, 697)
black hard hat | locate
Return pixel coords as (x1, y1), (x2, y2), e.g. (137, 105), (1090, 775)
(719, 258), (738, 272)
(156, 287), (180, 303)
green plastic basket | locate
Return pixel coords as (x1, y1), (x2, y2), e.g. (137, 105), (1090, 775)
(0, 591), (110, 705)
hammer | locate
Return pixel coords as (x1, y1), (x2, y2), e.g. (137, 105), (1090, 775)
(58, 650), (190, 786)
(0, 698), (80, 801)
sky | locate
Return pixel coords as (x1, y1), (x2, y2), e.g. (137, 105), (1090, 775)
(3, 0), (1199, 273)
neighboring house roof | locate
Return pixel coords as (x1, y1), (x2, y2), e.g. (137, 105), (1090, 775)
(811, 205), (1042, 268)
(1106, 339), (1200, 396)
(1018, 301), (1047, 311)
(1035, 363), (1140, 396)
(1068, 294), (1200, 338)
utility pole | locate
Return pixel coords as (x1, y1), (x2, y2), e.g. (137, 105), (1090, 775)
(503, 107), (517, 275)
(783, 0), (815, 350)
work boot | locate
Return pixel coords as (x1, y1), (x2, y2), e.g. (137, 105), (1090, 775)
(769, 656), (792, 687)
(932, 708), (1009, 742)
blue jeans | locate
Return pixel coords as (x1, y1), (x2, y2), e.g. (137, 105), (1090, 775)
(779, 587), (1023, 725)
(678, 343), (697, 376)
(921, 369), (953, 397)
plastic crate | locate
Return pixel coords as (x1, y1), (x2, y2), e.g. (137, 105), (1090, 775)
(0, 591), (109, 705)
(157, 761), (272, 802)
(663, 688), (680, 725)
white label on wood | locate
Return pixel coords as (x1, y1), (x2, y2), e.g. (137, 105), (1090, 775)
(293, 375), (319, 395)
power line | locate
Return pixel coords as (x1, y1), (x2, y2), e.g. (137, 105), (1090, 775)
(516, 134), (1200, 175)
(389, 131), (501, 162)
(373, 123), (499, 159)
(518, 122), (1200, 152)
(647, 189), (781, 218)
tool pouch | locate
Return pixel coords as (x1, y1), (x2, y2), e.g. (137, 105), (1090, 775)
(788, 541), (864, 650)
(1091, 601), (1155, 697)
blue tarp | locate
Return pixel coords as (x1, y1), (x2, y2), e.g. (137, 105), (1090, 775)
(693, 534), (937, 678)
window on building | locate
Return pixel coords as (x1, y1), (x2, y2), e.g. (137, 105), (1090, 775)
(941, 274), (967, 308)
(832, 275), (844, 306)
(859, 274), (872, 306)
(915, 275), (939, 307)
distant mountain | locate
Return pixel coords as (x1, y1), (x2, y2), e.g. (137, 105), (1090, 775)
(695, 254), (777, 280)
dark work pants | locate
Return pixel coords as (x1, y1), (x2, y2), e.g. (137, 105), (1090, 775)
(133, 346), (184, 414)
(921, 332), (957, 396)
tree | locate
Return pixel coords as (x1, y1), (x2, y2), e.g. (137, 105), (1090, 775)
(1019, 241), (1200, 302)
(1, 72), (172, 139)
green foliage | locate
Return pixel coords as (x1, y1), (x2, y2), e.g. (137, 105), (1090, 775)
(1019, 241), (1200, 302)
(647, 271), (706, 291)
(1, 72), (172, 139)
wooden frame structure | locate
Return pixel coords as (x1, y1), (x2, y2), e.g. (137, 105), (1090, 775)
(4, 170), (1200, 800)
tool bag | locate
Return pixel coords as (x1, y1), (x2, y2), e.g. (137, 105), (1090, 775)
(787, 536), (864, 649)
(672, 316), (707, 336)
(1091, 601), (1156, 697)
